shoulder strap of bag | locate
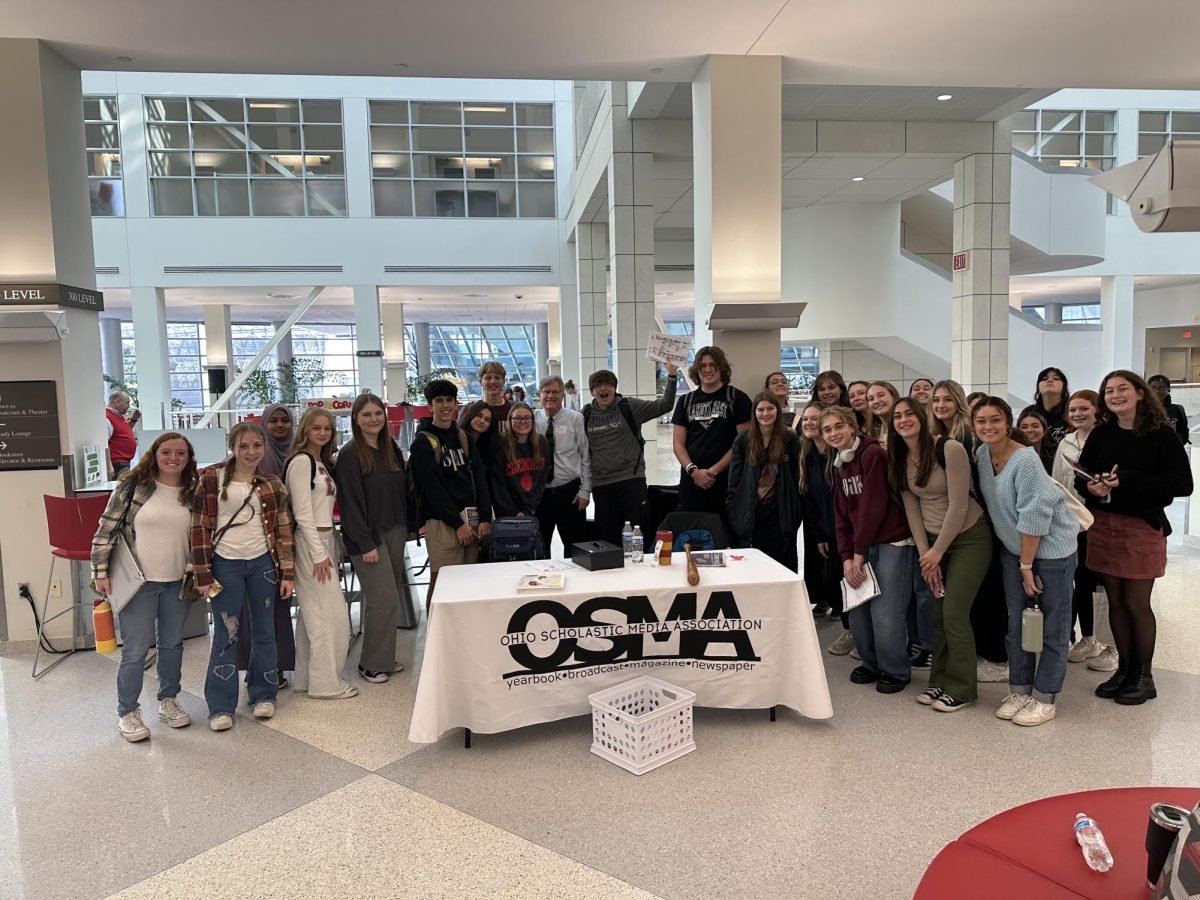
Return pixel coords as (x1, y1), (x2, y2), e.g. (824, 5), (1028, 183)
(212, 480), (257, 548)
(617, 397), (644, 449)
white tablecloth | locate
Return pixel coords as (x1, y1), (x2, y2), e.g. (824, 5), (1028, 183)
(408, 549), (833, 743)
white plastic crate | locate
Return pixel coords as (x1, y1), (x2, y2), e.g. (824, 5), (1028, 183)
(589, 676), (696, 775)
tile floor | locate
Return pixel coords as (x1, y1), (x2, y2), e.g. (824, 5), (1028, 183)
(2, 429), (1198, 899)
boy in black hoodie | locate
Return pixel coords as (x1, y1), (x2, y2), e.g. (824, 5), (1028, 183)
(409, 379), (492, 597)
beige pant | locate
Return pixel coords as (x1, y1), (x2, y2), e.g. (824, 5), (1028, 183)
(424, 519), (479, 600)
(293, 529), (352, 697)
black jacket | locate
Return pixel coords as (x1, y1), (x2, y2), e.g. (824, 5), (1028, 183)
(725, 430), (803, 548)
(409, 419), (492, 529)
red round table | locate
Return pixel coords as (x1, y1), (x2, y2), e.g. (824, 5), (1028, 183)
(916, 787), (1200, 899)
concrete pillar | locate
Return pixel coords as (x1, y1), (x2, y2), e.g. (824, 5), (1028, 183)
(99, 317), (124, 383)
(0, 39), (106, 641)
(576, 221), (609, 382)
(952, 122), (1012, 397)
(203, 304), (235, 405)
(535, 321), (551, 387)
(414, 323), (432, 378)
(1042, 302), (1063, 325)
(692, 55), (783, 391)
(1100, 275), (1136, 372)
(546, 302), (563, 378)
(131, 286), (171, 428)
(353, 285), (383, 395)
(273, 319), (293, 367)
(381, 303), (407, 403)
(558, 245), (581, 386)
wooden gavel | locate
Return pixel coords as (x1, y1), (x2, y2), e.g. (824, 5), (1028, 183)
(684, 543), (699, 586)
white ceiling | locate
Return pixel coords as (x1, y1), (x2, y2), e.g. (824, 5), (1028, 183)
(9, 1), (1199, 88)
(1011, 274), (1200, 304)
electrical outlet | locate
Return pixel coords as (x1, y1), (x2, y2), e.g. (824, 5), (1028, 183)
(50, 579), (62, 599)
(18, 582), (30, 598)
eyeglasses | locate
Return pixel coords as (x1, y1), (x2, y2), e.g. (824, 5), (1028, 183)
(511, 417), (534, 424)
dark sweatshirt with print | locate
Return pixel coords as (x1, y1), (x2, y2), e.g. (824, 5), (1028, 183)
(409, 418), (492, 530)
(832, 434), (911, 560)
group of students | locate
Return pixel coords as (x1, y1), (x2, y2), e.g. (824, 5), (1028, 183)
(729, 366), (1192, 727)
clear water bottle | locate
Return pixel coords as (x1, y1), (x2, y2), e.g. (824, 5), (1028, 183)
(1074, 813), (1113, 872)
(631, 526), (643, 564)
(621, 521), (633, 560)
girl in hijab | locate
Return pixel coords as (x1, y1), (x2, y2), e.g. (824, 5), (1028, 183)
(259, 403), (295, 478)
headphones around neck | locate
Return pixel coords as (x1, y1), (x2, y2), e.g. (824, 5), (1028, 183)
(834, 437), (861, 467)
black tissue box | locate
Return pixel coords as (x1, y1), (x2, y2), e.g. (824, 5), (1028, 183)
(571, 540), (624, 571)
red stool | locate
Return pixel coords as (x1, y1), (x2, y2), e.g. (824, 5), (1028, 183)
(32, 494), (111, 678)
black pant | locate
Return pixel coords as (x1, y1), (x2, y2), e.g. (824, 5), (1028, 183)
(677, 469), (731, 524)
(970, 536), (1008, 663)
(592, 477), (650, 548)
(803, 520), (842, 609)
(752, 500), (799, 573)
(1071, 531), (1100, 638)
(535, 479), (589, 556)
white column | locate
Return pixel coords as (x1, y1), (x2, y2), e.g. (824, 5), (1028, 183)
(692, 55), (783, 390)
(951, 122), (1012, 397)
(414, 323), (432, 377)
(381, 302), (407, 404)
(576, 221), (609, 380)
(99, 317), (123, 383)
(545, 302), (563, 378)
(353, 285), (383, 395)
(131, 286), (171, 428)
(558, 248), (581, 386)
(203, 304), (235, 403)
(1100, 275), (1136, 372)
(274, 319), (293, 367)
(534, 321), (551, 387)
(342, 97), (373, 219)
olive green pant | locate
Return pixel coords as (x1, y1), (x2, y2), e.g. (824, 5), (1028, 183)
(928, 518), (994, 701)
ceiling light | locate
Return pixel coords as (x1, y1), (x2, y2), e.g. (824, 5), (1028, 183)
(650, 67), (664, 74)
(117, 56), (133, 62)
(394, 63), (408, 69)
(851, 176), (864, 182)
(937, 94), (952, 101)
(249, 102), (292, 109)
(464, 105), (507, 113)
(268, 292), (300, 300)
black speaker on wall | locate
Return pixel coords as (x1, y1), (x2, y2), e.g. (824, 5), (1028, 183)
(207, 368), (228, 394)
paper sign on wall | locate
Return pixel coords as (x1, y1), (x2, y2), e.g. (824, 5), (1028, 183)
(83, 444), (103, 487)
(646, 332), (691, 366)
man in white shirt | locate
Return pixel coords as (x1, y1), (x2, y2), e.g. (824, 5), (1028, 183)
(534, 375), (592, 555)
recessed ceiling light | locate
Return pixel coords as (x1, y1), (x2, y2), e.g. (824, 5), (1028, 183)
(117, 56), (133, 62)
(268, 292), (300, 300)
(937, 93), (952, 101)
(394, 62), (408, 69)
(851, 176), (864, 182)
(650, 67), (664, 74)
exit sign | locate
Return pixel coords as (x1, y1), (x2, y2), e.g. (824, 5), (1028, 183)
(952, 252), (970, 272)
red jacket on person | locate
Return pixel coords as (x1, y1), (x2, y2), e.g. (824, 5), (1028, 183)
(105, 408), (137, 465)
(832, 434), (910, 560)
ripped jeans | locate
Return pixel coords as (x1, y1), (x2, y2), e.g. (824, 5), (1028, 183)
(207, 553), (279, 716)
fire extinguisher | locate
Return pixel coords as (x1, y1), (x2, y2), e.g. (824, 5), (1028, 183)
(93, 598), (118, 654)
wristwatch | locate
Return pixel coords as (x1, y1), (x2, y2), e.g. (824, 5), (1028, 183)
(686, 463), (698, 474)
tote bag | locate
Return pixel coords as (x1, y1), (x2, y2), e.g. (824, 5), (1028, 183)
(106, 530), (145, 614)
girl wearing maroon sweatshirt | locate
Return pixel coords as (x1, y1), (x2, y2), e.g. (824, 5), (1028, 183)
(821, 406), (914, 692)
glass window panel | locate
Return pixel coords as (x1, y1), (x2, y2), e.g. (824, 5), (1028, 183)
(306, 180), (347, 216)
(196, 179), (250, 216)
(251, 179), (306, 216)
(370, 126), (409, 151)
(467, 183), (516, 217)
(248, 123), (302, 150)
(414, 180), (466, 217)
(145, 97), (189, 121)
(517, 155), (554, 179)
(88, 97), (119, 121)
(516, 103), (553, 127)
(87, 151), (121, 177)
(371, 153), (411, 177)
(83, 97), (103, 120)
(151, 179), (194, 216)
(412, 153), (465, 179)
(147, 122), (191, 150)
(192, 150), (246, 176)
(411, 101), (462, 125)
(302, 152), (344, 176)
(1173, 112), (1200, 133)
(148, 151), (193, 177)
(1040, 133), (1080, 156)
(192, 122), (248, 150)
(1009, 111), (1036, 132)
(1012, 133), (1037, 154)
(190, 98), (245, 122)
(251, 152), (290, 176)
(302, 99), (342, 123)
(1139, 133), (1166, 156)
(518, 182), (555, 218)
(1085, 111), (1115, 131)
(411, 126), (464, 152)
(85, 123), (119, 149)
(369, 100), (408, 124)
(466, 155), (515, 179)
(1040, 110), (1080, 131)
(302, 124), (343, 150)
(89, 179), (124, 216)
(1140, 111), (1169, 132)
(465, 127), (514, 153)
(516, 128), (554, 153)
(247, 99), (300, 122)
(463, 102), (513, 126)
(1084, 134), (1114, 156)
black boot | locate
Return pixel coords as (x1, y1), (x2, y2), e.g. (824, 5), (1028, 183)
(1095, 663), (1132, 698)
(1115, 664), (1157, 705)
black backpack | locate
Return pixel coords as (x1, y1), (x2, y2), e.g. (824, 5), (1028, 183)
(583, 396), (644, 449)
(480, 516), (546, 562)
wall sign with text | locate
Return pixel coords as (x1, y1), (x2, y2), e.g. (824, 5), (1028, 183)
(0, 381), (61, 471)
(0, 283), (104, 311)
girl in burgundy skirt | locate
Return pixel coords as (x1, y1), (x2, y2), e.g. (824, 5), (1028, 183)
(1076, 370), (1193, 705)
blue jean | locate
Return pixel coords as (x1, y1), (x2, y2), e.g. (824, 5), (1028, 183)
(1000, 549), (1075, 703)
(207, 553), (279, 715)
(116, 579), (188, 716)
(848, 543), (915, 681)
(908, 575), (934, 652)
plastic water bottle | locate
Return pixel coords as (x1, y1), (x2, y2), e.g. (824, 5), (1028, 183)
(622, 521), (633, 560)
(1074, 813), (1113, 872)
(631, 526), (644, 564)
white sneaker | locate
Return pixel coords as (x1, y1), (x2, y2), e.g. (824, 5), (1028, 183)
(158, 698), (191, 728)
(1068, 636), (1103, 663)
(118, 710), (150, 742)
(977, 658), (1009, 683)
(1012, 699), (1057, 727)
(252, 701), (275, 719)
(850, 646), (862, 660)
(995, 692), (1032, 720)
(1087, 646), (1119, 672)
(827, 630), (856, 656)
(209, 713), (234, 732)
